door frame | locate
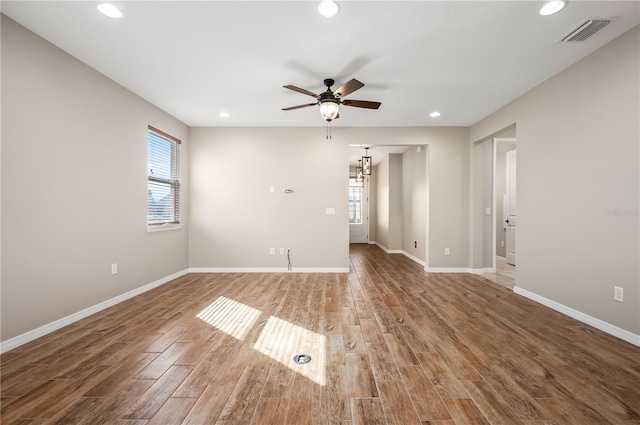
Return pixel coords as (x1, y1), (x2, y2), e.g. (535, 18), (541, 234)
(492, 137), (517, 272)
(349, 175), (369, 244)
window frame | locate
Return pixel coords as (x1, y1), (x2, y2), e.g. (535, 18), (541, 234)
(147, 125), (182, 230)
(348, 178), (364, 225)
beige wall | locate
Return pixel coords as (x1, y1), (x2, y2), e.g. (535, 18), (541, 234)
(374, 153), (407, 253)
(188, 127), (349, 269)
(374, 156), (391, 249)
(470, 139), (494, 270)
(187, 125), (468, 270)
(1, 16), (190, 341)
(388, 154), (403, 251)
(470, 26), (639, 334)
(368, 172), (376, 243)
(402, 146), (427, 261)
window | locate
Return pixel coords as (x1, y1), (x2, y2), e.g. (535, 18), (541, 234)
(147, 126), (180, 226)
(349, 178), (363, 224)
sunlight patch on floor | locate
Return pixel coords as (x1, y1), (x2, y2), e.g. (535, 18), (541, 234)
(196, 296), (261, 341)
(253, 316), (326, 385)
(197, 297), (327, 385)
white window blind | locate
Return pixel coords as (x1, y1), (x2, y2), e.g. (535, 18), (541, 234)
(147, 126), (181, 225)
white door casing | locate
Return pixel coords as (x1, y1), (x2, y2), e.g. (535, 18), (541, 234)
(505, 149), (517, 265)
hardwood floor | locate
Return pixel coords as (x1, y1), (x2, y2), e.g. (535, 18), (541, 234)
(1, 244), (639, 424)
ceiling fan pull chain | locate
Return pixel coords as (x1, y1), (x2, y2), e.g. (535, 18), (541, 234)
(326, 122), (332, 140)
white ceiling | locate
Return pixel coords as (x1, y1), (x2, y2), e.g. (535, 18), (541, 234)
(2, 1), (638, 131)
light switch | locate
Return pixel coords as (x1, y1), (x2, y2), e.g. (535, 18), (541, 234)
(325, 208), (336, 216)
(269, 185), (275, 193)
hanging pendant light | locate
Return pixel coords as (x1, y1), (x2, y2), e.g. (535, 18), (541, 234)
(356, 159), (364, 182)
(362, 147), (372, 175)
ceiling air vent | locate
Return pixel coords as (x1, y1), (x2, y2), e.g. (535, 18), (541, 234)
(561, 19), (611, 42)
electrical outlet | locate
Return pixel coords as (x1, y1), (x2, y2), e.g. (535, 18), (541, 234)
(414, 241), (417, 248)
(614, 286), (624, 302)
(111, 263), (118, 275)
(287, 248), (292, 255)
(485, 207), (491, 215)
(444, 248), (450, 256)
(501, 240), (505, 247)
(269, 248), (275, 255)
(280, 248), (285, 255)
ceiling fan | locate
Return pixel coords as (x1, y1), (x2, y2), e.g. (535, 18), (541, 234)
(282, 78), (381, 122)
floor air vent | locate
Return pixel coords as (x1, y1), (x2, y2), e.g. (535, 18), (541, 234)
(561, 19), (611, 42)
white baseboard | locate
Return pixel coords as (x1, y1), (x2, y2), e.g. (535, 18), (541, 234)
(425, 267), (474, 273)
(0, 269), (189, 354)
(401, 251), (426, 267)
(374, 242), (402, 254)
(189, 267), (349, 273)
(426, 267), (494, 274)
(514, 286), (640, 347)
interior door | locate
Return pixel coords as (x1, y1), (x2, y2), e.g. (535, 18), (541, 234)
(349, 177), (369, 244)
(505, 149), (517, 265)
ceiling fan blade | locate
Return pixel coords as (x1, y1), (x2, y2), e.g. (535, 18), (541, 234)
(342, 99), (381, 109)
(334, 79), (364, 98)
(282, 103), (317, 111)
(283, 85), (319, 98)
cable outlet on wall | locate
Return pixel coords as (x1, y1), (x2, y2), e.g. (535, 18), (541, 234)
(111, 263), (118, 275)
(614, 286), (624, 302)
(444, 248), (450, 256)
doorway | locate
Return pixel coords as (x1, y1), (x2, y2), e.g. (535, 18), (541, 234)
(347, 145), (427, 267)
(349, 176), (369, 244)
(490, 137), (516, 288)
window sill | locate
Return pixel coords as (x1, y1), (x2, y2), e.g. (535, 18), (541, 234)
(147, 223), (183, 233)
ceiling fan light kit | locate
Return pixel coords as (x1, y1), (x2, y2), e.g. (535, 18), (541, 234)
(319, 99), (340, 121)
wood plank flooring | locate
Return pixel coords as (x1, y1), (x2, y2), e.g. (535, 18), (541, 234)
(2, 244), (639, 424)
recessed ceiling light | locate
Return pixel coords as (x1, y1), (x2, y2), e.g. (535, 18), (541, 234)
(539, 1), (566, 16)
(97, 4), (124, 19)
(430, 111), (441, 118)
(219, 112), (230, 118)
(318, 0), (340, 18)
